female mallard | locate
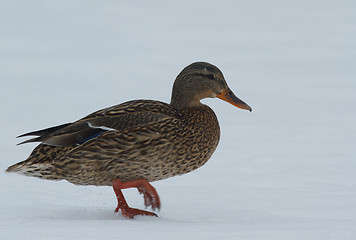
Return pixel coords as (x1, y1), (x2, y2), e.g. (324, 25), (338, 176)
(7, 62), (251, 218)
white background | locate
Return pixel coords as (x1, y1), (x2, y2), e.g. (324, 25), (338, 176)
(1, 1), (355, 239)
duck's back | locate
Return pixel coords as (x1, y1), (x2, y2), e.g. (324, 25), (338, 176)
(8, 100), (220, 186)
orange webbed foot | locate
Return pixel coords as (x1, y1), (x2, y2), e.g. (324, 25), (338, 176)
(137, 185), (160, 211)
(112, 178), (160, 219)
(115, 205), (158, 218)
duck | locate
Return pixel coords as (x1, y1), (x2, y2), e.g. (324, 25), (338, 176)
(6, 62), (252, 218)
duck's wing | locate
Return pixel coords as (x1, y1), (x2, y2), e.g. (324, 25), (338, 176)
(17, 100), (177, 147)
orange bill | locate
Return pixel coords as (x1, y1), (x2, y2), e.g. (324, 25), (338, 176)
(217, 88), (252, 111)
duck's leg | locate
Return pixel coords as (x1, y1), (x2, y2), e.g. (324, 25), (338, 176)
(128, 179), (161, 211)
(112, 179), (160, 218)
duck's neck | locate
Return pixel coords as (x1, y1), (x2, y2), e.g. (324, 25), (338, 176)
(170, 86), (215, 109)
(170, 92), (196, 110)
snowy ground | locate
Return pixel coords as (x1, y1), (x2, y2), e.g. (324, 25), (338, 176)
(1, 0), (356, 239)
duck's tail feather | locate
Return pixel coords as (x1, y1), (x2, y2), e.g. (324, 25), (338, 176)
(6, 160), (63, 180)
(7, 143), (67, 181)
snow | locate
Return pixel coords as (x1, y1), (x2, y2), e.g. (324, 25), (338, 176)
(1, 0), (356, 239)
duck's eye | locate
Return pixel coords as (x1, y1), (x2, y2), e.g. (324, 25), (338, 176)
(207, 74), (215, 80)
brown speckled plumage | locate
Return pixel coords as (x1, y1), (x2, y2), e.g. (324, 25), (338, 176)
(7, 62), (251, 218)
(8, 101), (220, 185)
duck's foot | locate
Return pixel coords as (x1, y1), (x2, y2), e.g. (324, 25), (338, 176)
(115, 205), (158, 218)
(137, 186), (160, 211)
(112, 178), (160, 218)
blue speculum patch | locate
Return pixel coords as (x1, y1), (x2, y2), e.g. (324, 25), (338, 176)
(78, 131), (105, 144)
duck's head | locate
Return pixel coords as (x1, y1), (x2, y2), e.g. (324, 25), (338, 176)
(170, 62), (252, 111)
